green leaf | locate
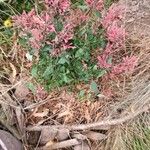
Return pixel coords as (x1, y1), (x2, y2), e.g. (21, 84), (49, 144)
(42, 45), (52, 52)
(75, 48), (84, 58)
(78, 90), (85, 98)
(107, 56), (112, 65)
(62, 74), (70, 83)
(97, 70), (107, 78)
(31, 66), (38, 78)
(105, 0), (114, 7)
(54, 19), (63, 32)
(58, 57), (68, 64)
(26, 82), (36, 93)
(43, 66), (53, 79)
(90, 81), (99, 94)
(94, 10), (101, 18)
(77, 5), (89, 11)
(100, 38), (107, 49)
(93, 65), (98, 70)
(19, 37), (28, 47)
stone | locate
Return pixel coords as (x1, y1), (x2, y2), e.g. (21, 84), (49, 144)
(0, 130), (23, 150)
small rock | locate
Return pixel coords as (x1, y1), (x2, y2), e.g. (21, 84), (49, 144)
(0, 130), (23, 150)
(57, 129), (69, 141)
(27, 131), (41, 145)
(40, 127), (57, 144)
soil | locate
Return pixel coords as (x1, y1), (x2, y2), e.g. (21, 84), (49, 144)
(120, 0), (150, 36)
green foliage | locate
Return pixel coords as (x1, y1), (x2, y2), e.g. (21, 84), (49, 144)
(130, 127), (150, 150)
(15, 0), (34, 12)
(90, 81), (99, 95)
(30, 19), (107, 90)
(26, 82), (36, 93)
(78, 90), (85, 99)
(104, 0), (117, 7)
(9, 0), (110, 91)
(0, 1), (34, 22)
(0, 28), (13, 45)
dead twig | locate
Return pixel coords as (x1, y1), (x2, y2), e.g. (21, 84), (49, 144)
(27, 104), (150, 131)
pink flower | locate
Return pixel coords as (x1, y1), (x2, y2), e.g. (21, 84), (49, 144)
(104, 43), (113, 54)
(97, 43), (113, 69)
(85, 0), (103, 11)
(65, 9), (89, 27)
(58, 0), (70, 13)
(51, 23), (74, 55)
(106, 23), (125, 44)
(111, 56), (138, 75)
(58, 23), (74, 42)
(45, 0), (70, 14)
(62, 43), (75, 50)
(31, 29), (43, 42)
(13, 9), (36, 29)
(13, 9), (56, 51)
(45, 0), (56, 7)
(41, 11), (52, 22)
(97, 55), (111, 69)
(102, 4), (124, 29)
(97, 3), (126, 75)
(85, 0), (93, 6)
(30, 39), (41, 50)
(97, 53), (112, 69)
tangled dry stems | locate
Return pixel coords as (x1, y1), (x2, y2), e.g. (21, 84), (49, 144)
(27, 78), (150, 131)
(0, 13), (150, 150)
(26, 34), (150, 150)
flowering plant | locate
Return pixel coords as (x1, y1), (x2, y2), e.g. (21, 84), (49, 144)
(13, 0), (137, 90)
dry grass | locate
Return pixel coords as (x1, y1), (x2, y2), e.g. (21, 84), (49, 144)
(24, 33), (150, 150)
(103, 113), (150, 150)
(97, 30), (150, 150)
(1, 28), (150, 150)
(0, 1), (150, 149)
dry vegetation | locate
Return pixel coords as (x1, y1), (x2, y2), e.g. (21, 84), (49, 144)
(0, 1), (150, 150)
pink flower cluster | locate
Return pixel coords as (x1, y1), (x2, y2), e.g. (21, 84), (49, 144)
(97, 43), (112, 69)
(65, 9), (89, 27)
(102, 3), (125, 47)
(85, 0), (103, 11)
(102, 4), (124, 29)
(97, 3), (137, 76)
(50, 23), (74, 56)
(13, 8), (74, 56)
(111, 56), (138, 76)
(45, 0), (70, 14)
(106, 23), (125, 44)
(13, 9), (54, 50)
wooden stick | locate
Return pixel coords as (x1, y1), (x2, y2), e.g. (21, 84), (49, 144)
(27, 105), (150, 131)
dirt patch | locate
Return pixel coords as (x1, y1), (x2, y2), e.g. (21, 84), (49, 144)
(120, 0), (150, 36)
